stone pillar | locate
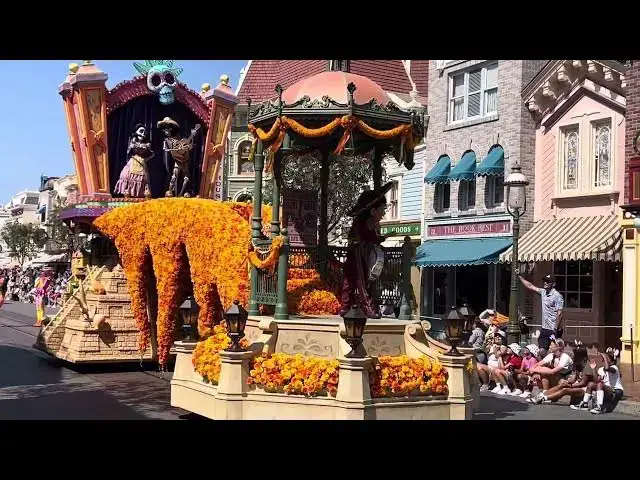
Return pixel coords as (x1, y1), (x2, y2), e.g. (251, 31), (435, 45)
(335, 356), (373, 420)
(439, 354), (473, 420)
(214, 350), (254, 420)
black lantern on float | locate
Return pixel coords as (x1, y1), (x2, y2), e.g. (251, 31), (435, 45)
(224, 300), (248, 352)
(179, 296), (199, 342)
(445, 306), (465, 356)
(458, 303), (476, 336)
(342, 304), (368, 358)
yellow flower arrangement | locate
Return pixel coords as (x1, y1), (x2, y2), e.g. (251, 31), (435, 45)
(247, 235), (285, 271)
(248, 353), (339, 397)
(192, 323), (250, 384)
(370, 356), (449, 398)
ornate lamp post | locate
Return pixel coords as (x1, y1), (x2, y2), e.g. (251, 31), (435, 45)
(224, 300), (248, 352)
(341, 305), (368, 358)
(179, 296), (199, 342)
(444, 306), (465, 356)
(505, 161), (529, 346)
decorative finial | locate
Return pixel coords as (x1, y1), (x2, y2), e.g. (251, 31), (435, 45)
(83, 60), (93, 66)
(220, 74), (230, 86)
(347, 82), (357, 95)
(69, 63), (80, 74)
(201, 83), (211, 93)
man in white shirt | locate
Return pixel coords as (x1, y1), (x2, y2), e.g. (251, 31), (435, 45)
(528, 339), (573, 403)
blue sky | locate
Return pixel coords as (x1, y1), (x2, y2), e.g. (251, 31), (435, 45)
(0, 60), (247, 205)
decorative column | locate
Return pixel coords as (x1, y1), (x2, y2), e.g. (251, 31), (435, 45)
(214, 349), (254, 420)
(58, 63), (88, 195)
(199, 75), (239, 199)
(372, 148), (383, 190)
(398, 236), (416, 320)
(275, 227), (289, 320)
(335, 356), (373, 420)
(248, 139), (265, 316)
(67, 61), (110, 198)
(620, 208), (640, 374)
(271, 153), (282, 237)
(318, 149), (330, 280)
(439, 354), (473, 420)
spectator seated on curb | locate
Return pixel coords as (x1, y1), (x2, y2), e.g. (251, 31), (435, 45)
(468, 318), (486, 364)
(575, 347), (624, 414)
(527, 338), (573, 402)
(477, 329), (506, 392)
(491, 343), (523, 395)
(513, 344), (539, 399)
(531, 341), (591, 405)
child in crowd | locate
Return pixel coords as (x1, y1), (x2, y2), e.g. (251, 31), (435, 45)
(491, 343), (523, 395)
(477, 329), (506, 392)
(528, 338), (573, 402)
(513, 344), (539, 398)
(576, 347), (623, 414)
(531, 342), (591, 405)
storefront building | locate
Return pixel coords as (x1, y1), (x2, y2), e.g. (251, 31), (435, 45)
(619, 59), (640, 369)
(416, 60), (544, 334)
(500, 60), (626, 348)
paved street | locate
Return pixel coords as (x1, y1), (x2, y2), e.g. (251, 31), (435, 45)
(1, 300), (638, 420)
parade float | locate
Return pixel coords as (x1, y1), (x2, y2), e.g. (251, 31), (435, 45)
(39, 60), (478, 419)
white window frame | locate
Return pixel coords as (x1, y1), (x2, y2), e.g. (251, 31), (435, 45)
(556, 114), (617, 197)
(233, 136), (254, 177)
(434, 183), (451, 213)
(448, 62), (498, 125)
(384, 179), (401, 221)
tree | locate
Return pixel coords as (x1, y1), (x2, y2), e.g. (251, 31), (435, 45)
(0, 222), (48, 267)
(263, 151), (386, 243)
(45, 195), (74, 253)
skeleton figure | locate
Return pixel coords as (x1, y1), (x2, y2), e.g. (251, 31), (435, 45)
(158, 117), (201, 197)
(133, 60), (184, 105)
(114, 124), (155, 198)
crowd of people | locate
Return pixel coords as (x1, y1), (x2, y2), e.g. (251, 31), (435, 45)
(471, 273), (625, 414)
(0, 265), (70, 310)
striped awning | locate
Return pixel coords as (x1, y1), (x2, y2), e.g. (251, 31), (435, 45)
(499, 215), (622, 263)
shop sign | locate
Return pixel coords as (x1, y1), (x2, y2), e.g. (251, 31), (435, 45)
(428, 220), (511, 237)
(380, 222), (421, 236)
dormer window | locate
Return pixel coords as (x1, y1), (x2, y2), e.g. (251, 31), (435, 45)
(329, 60), (350, 72)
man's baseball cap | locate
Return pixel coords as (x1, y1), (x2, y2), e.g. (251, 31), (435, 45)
(543, 274), (555, 284)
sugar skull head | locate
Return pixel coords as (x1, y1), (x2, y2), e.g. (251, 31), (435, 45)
(133, 60), (184, 105)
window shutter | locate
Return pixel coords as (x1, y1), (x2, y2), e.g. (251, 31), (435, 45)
(467, 70), (482, 117)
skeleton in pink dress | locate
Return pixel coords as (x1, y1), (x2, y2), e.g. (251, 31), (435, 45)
(114, 124), (155, 198)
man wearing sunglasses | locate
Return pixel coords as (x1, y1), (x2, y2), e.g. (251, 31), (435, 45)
(519, 274), (564, 351)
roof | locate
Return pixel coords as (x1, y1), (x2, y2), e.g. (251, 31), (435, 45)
(282, 71), (390, 105)
(236, 60), (428, 104)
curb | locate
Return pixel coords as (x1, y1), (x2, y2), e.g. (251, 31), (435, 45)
(615, 400), (640, 417)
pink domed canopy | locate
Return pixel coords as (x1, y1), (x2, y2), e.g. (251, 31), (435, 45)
(282, 71), (391, 106)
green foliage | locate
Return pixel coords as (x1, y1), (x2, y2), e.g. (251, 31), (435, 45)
(45, 196), (73, 252)
(0, 221), (47, 267)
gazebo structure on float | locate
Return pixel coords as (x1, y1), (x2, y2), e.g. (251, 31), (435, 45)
(245, 70), (425, 320)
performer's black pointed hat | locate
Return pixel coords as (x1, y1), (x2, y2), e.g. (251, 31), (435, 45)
(348, 182), (394, 217)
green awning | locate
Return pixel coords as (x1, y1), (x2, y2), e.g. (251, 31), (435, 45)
(424, 155), (451, 184)
(476, 145), (504, 176)
(414, 237), (513, 267)
(448, 150), (477, 181)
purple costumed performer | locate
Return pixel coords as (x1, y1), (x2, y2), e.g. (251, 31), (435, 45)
(114, 124), (155, 198)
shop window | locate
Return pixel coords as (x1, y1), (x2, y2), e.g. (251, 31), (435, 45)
(486, 174), (504, 207)
(593, 120), (612, 188)
(433, 268), (448, 315)
(553, 260), (593, 309)
(448, 62), (498, 124)
(237, 140), (254, 175)
(385, 180), (399, 220)
(630, 165), (640, 204)
(561, 126), (580, 191)
(458, 179), (476, 211)
(434, 183), (450, 213)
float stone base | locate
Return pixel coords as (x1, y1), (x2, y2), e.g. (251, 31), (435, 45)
(170, 316), (478, 420)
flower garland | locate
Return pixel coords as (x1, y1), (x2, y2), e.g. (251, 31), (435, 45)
(248, 353), (339, 397)
(192, 323), (250, 384)
(247, 236), (285, 271)
(370, 356), (449, 397)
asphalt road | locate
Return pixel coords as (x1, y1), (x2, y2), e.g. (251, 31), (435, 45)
(1, 300), (637, 420)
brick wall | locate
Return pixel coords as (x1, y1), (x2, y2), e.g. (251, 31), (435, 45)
(625, 60), (640, 204)
(423, 60), (546, 233)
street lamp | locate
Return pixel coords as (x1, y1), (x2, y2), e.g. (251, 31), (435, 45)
(444, 306), (465, 356)
(179, 296), (199, 342)
(505, 161), (529, 346)
(341, 304), (368, 358)
(224, 300), (248, 352)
